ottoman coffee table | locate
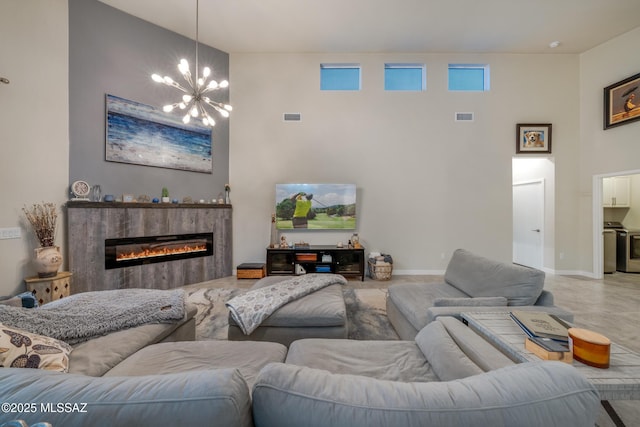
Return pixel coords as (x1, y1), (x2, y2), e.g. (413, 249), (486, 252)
(227, 276), (348, 347)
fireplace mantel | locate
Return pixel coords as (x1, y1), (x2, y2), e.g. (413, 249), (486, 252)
(66, 201), (232, 293)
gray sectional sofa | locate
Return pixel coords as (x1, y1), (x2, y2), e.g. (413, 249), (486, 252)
(387, 248), (574, 339)
(1, 254), (599, 427)
(0, 302), (288, 427)
(253, 316), (600, 427)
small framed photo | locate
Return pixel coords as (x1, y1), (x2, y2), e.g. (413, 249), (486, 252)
(122, 194), (135, 203)
(516, 123), (552, 154)
(604, 72), (640, 130)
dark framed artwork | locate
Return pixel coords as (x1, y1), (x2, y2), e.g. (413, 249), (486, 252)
(106, 94), (213, 173)
(516, 123), (552, 154)
(604, 72), (640, 130)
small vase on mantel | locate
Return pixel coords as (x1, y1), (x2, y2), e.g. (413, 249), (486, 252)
(34, 245), (63, 278)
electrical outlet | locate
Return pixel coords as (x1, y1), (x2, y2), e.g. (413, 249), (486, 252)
(0, 227), (21, 239)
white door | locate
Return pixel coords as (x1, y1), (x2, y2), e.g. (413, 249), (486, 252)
(513, 180), (544, 269)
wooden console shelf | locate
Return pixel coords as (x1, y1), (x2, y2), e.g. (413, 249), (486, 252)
(266, 245), (365, 281)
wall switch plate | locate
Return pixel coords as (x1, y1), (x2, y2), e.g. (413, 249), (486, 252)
(0, 227), (21, 239)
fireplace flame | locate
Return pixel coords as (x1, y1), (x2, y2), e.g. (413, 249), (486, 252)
(116, 244), (207, 261)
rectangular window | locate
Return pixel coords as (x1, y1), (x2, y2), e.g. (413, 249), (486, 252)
(448, 64), (490, 91)
(384, 64), (426, 91)
(320, 64), (361, 91)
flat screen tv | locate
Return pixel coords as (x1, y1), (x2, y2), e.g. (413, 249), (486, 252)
(275, 183), (356, 230)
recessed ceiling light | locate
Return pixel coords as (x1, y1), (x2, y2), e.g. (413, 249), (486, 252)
(549, 41), (561, 49)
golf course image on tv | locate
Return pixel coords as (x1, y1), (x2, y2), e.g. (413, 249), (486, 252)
(275, 183), (356, 230)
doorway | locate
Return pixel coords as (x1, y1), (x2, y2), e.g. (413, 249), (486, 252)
(512, 158), (555, 271)
(513, 180), (544, 269)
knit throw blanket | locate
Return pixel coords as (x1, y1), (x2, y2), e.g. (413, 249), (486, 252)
(226, 274), (347, 335)
(0, 288), (185, 344)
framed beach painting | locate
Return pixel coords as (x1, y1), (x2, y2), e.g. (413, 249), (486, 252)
(516, 123), (552, 154)
(106, 94), (213, 173)
(604, 72), (640, 130)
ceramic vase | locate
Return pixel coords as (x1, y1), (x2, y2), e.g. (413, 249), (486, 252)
(34, 246), (62, 278)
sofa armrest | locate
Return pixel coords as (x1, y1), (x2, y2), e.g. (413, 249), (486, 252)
(534, 290), (554, 306)
(252, 362), (599, 427)
(0, 368), (252, 427)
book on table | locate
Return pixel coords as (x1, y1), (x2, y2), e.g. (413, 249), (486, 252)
(509, 310), (570, 342)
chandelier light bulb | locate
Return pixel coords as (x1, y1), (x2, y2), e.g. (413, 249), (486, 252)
(182, 114), (191, 124)
(224, 104), (233, 111)
(182, 94), (192, 103)
(219, 80), (229, 88)
(203, 67), (211, 77)
(163, 105), (174, 112)
(208, 80), (218, 89)
(151, 74), (163, 83)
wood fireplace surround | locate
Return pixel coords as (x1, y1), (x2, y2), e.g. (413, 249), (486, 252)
(67, 201), (232, 293)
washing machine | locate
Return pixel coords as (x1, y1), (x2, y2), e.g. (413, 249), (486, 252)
(616, 228), (640, 273)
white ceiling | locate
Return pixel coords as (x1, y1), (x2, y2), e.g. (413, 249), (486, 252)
(98, 0), (640, 54)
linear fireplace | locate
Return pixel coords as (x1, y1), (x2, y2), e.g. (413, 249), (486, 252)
(105, 233), (213, 269)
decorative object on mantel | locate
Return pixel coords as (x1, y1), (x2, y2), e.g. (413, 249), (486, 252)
(217, 193), (224, 204)
(225, 184), (231, 204)
(91, 184), (101, 202)
(151, 0), (232, 127)
(138, 194), (151, 203)
(183, 196), (193, 203)
(161, 187), (170, 203)
(23, 203), (62, 278)
(70, 180), (91, 201)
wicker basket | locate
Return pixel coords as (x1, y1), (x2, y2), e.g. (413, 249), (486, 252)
(368, 260), (393, 280)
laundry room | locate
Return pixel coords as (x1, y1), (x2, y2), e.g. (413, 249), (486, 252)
(603, 174), (640, 273)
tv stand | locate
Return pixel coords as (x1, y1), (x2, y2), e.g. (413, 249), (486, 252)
(266, 245), (365, 281)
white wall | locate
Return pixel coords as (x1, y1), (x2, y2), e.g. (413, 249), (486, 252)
(579, 27), (640, 272)
(0, 0), (69, 295)
(230, 53), (580, 273)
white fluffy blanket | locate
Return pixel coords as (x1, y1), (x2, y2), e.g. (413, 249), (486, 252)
(0, 288), (185, 344)
(226, 274), (347, 335)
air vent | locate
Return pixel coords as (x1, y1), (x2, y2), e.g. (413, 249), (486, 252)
(455, 112), (474, 122)
(283, 113), (302, 122)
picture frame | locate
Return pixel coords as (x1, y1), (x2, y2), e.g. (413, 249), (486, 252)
(516, 123), (552, 154)
(106, 94), (213, 174)
(603, 72), (640, 130)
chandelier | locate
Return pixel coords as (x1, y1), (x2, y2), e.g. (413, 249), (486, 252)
(151, 0), (231, 127)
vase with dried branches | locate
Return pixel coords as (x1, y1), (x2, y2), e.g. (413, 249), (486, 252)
(23, 202), (62, 278)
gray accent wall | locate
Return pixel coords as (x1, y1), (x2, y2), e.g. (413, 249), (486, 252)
(69, 0), (229, 203)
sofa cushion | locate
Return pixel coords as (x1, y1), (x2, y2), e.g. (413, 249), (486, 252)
(435, 316), (514, 372)
(231, 280), (346, 328)
(0, 323), (72, 373)
(105, 340), (287, 390)
(414, 321), (483, 381)
(68, 303), (197, 377)
(0, 367), (253, 427)
(285, 338), (437, 382)
(432, 296), (508, 307)
(252, 362), (600, 427)
(387, 282), (467, 332)
(444, 249), (545, 306)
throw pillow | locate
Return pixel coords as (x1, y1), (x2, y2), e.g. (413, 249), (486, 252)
(432, 296), (508, 307)
(0, 323), (72, 372)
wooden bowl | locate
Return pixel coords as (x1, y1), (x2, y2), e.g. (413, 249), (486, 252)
(568, 328), (610, 369)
